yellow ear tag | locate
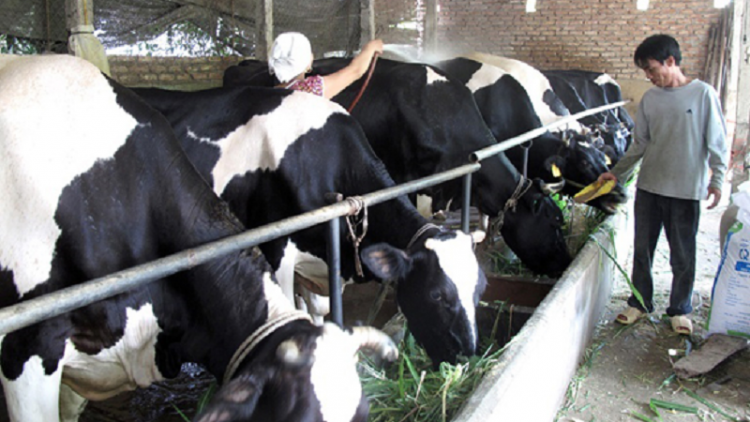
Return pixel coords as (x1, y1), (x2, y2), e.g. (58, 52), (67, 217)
(551, 164), (562, 178)
(604, 155), (612, 166)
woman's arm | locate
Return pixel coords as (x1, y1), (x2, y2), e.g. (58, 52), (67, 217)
(322, 39), (384, 100)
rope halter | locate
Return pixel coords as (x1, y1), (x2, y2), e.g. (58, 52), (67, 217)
(494, 175), (533, 232)
(344, 196), (368, 277)
(223, 310), (312, 385)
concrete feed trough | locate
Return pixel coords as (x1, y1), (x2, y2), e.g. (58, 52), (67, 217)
(452, 210), (631, 422)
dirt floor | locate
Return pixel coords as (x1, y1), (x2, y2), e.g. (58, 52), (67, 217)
(555, 181), (750, 422)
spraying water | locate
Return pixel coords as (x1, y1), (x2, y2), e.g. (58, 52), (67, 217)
(380, 43), (460, 66)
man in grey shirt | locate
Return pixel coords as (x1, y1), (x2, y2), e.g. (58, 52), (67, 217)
(599, 34), (728, 335)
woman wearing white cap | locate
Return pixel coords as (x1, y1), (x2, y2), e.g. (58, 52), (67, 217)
(268, 32), (384, 99)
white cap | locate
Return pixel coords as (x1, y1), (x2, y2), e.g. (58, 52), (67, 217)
(268, 32), (312, 83)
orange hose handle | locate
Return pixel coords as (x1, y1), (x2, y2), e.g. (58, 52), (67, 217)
(347, 52), (380, 113)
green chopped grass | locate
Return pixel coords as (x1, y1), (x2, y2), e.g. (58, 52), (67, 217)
(360, 328), (508, 422)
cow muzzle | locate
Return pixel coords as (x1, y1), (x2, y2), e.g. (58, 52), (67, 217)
(351, 326), (399, 362)
(540, 179), (565, 195)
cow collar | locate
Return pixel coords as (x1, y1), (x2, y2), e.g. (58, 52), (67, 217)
(223, 310), (312, 384)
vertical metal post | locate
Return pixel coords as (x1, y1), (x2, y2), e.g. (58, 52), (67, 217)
(461, 173), (472, 233)
(327, 217), (343, 327)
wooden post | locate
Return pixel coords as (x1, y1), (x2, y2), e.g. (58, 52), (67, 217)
(360, 0), (375, 46)
(65, 0), (110, 75)
(731, 0), (750, 193)
(255, 0), (273, 61)
(424, 0), (437, 56)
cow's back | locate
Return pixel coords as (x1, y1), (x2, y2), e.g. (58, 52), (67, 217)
(0, 55), (271, 422)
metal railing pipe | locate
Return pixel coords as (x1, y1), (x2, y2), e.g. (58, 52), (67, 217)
(0, 162), (481, 336)
(461, 173), (472, 233)
(327, 217), (343, 327)
(471, 101), (628, 162)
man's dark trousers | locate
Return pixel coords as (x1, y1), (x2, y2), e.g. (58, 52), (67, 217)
(627, 188), (700, 316)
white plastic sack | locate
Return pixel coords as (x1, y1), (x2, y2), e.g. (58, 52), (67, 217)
(707, 190), (750, 339)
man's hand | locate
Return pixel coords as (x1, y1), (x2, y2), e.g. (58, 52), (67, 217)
(706, 186), (722, 209)
(598, 172), (617, 183)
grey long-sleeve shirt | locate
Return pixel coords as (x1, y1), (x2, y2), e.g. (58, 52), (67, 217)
(611, 79), (728, 201)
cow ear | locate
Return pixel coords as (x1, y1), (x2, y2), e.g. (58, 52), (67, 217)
(544, 156), (565, 177)
(361, 243), (412, 281)
(194, 374), (264, 422)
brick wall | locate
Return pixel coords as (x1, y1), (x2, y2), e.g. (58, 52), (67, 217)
(109, 55), (245, 89)
(437, 0), (723, 80)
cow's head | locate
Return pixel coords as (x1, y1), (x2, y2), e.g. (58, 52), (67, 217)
(547, 132), (628, 214)
(498, 178), (572, 277)
(360, 230), (487, 365)
(195, 323), (397, 422)
(597, 123), (631, 165)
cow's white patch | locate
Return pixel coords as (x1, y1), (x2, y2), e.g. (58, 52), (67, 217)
(0, 54), (24, 73)
(594, 73), (618, 87)
(205, 92), (346, 194)
(426, 232), (479, 349)
(278, 241), (353, 324)
(295, 288), (329, 326)
(426, 67), (448, 85)
(0, 55), (137, 297)
(262, 271), (296, 320)
(462, 52), (583, 132)
(416, 194), (433, 218)
(465, 64), (507, 93)
(186, 128), (213, 144)
(276, 240), (300, 303)
(60, 304), (163, 401)
(1, 354), (63, 422)
(464, 53), (558, 124)
(310, 323), (361, 422)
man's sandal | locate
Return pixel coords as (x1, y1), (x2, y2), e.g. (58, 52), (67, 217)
(671, 315), (693, 335)
(615, 307), (645, 325)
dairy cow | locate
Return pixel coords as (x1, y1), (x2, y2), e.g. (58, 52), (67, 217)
(0, 54), (397, 422)
(435, 57), (627, 213)
(133, 85), (488, 365)
(462, 52), (584, 133)
(223, 57), (573, 277)
(542, 69), (634, 163)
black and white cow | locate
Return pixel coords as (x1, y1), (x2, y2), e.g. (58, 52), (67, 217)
(504, 132), (627, 213)
(542, 69), (634, 164)
(0, 54), (397, 422)
(132, 85), (488, 366)
(462, 52), (584, 133)
(435, 57), (627, 213)
(223, 57), (573, 277)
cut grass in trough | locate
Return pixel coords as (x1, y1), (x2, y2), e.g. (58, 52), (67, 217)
(359, 303), (510, 422)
